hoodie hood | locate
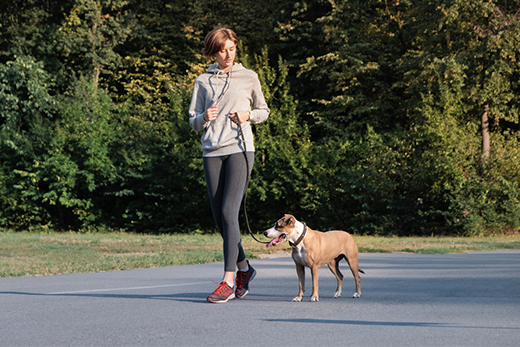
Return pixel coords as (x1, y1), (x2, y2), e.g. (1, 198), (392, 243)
(206, 62), (246, 108)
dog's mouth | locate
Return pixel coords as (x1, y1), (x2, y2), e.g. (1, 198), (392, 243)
(266, 233), (286, 248)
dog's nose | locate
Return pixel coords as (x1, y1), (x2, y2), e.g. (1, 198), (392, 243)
(263, 230), (268, 237)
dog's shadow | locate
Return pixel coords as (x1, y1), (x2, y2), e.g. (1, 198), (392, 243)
(263, 318), (520, 330)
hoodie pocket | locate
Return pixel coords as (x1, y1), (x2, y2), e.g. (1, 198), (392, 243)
(201, 115), (239, 150)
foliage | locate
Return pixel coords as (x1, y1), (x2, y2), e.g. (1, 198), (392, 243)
(1, 0), (519, 235)
(0, 55), (57, 229)
(238, 48), (311, 227)
(58, 0), (135, 86)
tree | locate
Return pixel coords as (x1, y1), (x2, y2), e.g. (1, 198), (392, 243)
(273, 0), (335, 131)
(1, 0), (518, 234)
(0, 0), (66, 64)
(398, 0), (520, 234)
(58, 0), (134, 86)
(299, 0), (406, 137)
(242, 49), (314, 227)
(467, 0), (520, 158)
(0, 56), (57, 229)
(404, 0), (520, 158)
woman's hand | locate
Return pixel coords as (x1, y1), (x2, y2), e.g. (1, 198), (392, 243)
(229, 110), (251, 124)
(204, 106), (218, 122)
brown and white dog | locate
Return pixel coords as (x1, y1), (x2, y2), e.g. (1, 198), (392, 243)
(264, 214), (364, 302)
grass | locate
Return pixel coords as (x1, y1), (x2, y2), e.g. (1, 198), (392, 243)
(354, 235), (520, 254)
(1, 231), (519, 277)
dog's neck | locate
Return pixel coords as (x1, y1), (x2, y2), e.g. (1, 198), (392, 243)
(289, 221), (307, 248)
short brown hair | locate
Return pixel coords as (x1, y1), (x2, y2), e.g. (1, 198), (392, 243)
(203, 28), (238, 59)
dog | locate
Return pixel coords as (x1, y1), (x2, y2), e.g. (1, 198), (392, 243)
(264, 214), (364, 302)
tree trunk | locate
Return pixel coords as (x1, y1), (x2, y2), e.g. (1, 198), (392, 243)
(93, 66), (100, 87)
(482, 103), (490, 158)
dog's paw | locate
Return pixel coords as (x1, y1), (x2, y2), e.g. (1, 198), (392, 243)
(333, 291), (342, 298)
(310, 297), (319, 302)
(292, 297), (302, 302)
(352, 292), (361, 298)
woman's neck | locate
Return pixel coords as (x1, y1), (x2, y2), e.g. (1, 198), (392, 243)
(217, 62), (234, 72)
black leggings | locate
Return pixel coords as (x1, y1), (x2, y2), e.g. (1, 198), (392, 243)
(203, 152), (254, 272)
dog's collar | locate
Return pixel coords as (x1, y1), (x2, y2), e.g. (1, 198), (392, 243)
(289, 222), (307, 248)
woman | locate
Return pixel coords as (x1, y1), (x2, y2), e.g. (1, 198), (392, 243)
(189, 28), (270, 303)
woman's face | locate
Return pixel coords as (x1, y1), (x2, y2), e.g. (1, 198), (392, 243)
(215, 39), (236, 71)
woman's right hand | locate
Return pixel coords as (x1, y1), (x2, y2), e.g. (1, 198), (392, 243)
(204, 106), (218, 122)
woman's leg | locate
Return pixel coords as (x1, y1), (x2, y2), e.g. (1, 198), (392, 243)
(203, 152), (254, 280)
(203, 156), (226, 237)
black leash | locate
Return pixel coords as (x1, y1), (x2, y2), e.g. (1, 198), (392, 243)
(238, 119), (270, 244)
(211, 64), (268, 244)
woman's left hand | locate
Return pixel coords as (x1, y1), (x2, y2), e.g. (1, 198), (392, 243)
(229, 110), (250, 124)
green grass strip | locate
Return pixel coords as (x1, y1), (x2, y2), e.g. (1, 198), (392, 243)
(1, 231), (519, 277)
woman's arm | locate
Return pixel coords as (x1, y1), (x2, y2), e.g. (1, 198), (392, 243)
(249, 75), (270, 124)
(188, 80), (209, 132)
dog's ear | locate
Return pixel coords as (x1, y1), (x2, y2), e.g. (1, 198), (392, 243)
(276, 216), (286, 228)
(283, 214), (296, 227)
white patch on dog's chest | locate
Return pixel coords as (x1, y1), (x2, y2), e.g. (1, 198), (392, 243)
(292, 245), (307, 266)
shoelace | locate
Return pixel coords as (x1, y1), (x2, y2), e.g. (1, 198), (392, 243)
(210, 280), (230, 294)
(235, 271), (245, 287)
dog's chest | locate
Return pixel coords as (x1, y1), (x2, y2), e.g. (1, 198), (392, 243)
(292, 245), (307, 266)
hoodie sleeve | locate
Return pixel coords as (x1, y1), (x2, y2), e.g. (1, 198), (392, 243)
(189, 79), (209, 132)
(249, 74), (270, 124)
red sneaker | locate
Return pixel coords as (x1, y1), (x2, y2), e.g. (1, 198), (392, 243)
(207, 281), (235, 303)
(235, 261), (256, 298)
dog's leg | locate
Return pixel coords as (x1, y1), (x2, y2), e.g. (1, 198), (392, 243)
(327, 257), (344, 298)
(346, 254), (362, 298)
(293, 263), (305, 302)
(310, 265), (320, 302)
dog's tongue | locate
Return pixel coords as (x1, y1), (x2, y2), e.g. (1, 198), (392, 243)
(266, 235), (285, 248)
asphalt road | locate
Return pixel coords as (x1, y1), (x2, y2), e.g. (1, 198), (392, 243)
(1, 250), (519, 347)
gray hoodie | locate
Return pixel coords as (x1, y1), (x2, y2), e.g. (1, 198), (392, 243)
(189, 63), (270, 157)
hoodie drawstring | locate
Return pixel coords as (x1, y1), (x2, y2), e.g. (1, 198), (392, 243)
(211, 68), (232, 108)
